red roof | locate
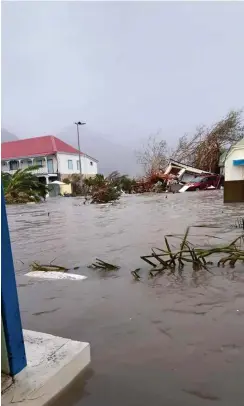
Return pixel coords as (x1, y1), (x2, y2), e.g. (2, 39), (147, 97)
(1, 135), (82, 160)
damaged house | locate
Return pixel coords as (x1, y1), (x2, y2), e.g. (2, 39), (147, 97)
(164, 159), (210, 183)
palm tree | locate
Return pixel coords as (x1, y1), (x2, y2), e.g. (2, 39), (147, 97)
(82, 172), (137, 203)
(2, 166), (47, 204)
(83, 174), (105, 188)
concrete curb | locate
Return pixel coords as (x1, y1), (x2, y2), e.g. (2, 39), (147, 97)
(2, 330), (91, 406)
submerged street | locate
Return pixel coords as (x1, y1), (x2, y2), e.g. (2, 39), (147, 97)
(8, 192), (244, 406)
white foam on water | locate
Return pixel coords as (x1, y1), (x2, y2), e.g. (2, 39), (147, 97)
(25, 271), (87, 281)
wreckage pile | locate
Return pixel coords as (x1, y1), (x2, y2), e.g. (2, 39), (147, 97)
(133, 172), (174, 193)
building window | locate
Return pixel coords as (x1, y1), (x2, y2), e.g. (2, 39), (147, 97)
(27, 160), (33, 167)
(90, 161), (93, 166)
(68, 160), (73, 170)
(36, 159), (43, 167)
(77, 160), (80, 170)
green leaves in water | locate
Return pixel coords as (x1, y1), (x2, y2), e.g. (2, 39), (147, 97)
(30, 261), (69, 273)
(31, 229), (244, 282)
(30, 260), (80, 273)
(88, 258), (120, 271)
(131, 269), (141, 280)
(139, 228), (244, 280)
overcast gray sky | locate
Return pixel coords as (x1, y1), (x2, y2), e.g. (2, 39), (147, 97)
(2, 1), (244, 146)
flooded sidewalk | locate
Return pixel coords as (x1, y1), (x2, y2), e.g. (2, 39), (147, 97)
(7, 191), (244, 406)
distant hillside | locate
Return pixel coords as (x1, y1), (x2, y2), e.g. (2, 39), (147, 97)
(58, 126), (141, 176)
(1, 128), (18, 143)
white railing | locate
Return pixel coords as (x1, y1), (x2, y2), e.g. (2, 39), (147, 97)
(29, 167), (50, 174)
(2, 167), (55, 175)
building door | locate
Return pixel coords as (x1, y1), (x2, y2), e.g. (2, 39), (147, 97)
(47, 159), (54, 173)
(9, 160), (19, 170)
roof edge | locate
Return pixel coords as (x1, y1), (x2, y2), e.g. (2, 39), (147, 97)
(1, 153), (56, 160)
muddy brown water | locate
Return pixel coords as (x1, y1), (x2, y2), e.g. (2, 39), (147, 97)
(7, 191), (244, 405)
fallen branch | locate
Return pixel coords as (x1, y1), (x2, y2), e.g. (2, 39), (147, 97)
(30, 261), (69, 272)
(137, 228), (244, 280)
(87, 259), (120, 271)
(131, 269), (141, 280)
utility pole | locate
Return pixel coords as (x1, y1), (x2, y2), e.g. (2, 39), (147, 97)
(74, 121), (86, 177)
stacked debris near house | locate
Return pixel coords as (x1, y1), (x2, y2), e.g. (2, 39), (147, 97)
(133, 160), (223, 194)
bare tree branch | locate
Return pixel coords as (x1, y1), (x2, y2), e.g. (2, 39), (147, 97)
(136, 131), (169, 175)
(171, 110), (244, 173)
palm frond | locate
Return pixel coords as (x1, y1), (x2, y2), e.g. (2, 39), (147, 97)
(2, 166), (48, 204)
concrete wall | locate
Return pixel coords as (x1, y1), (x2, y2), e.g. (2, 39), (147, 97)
(224, 180), (244, 203)
(57, 153), (98, 176)
(224, 147), (244, 203)
(225, 148), (244, 181)
(60, 183), (72, 195)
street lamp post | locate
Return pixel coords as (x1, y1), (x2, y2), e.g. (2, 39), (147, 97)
(74, 121), (86, 177)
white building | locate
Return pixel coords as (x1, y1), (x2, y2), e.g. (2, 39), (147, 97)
(224, 138), (244, 202)
(1, 135), (98, 184)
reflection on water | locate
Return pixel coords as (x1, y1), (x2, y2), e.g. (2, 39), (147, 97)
(7, 191), (244, 406)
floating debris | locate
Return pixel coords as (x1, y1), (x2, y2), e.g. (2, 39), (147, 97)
(131, 268), (141, 280)
(26, 271), (87, 281)
(30, 261), (69, 273)
(235, 218), (244, 230)
(87, 259), (120, 271)
(136, 228), (244, 280)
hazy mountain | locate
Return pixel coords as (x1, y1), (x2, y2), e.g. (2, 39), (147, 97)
(1, 128), (19, 143)
(58, 126), (142, 176)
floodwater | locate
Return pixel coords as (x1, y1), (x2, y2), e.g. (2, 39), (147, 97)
(7, 191), (244, 406)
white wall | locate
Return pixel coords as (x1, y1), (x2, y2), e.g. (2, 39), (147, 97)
(225, 148), (244, 181)
(1, 161), (8, 171)
(57, 153), (98, 176)
(81, 156), (98, 175)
